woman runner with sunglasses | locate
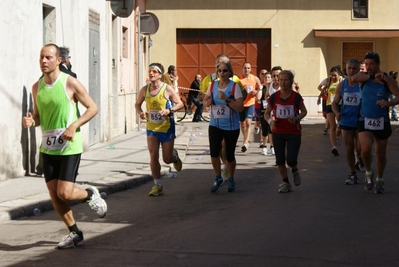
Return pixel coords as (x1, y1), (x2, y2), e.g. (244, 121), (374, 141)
(203, 60), (244, 193)
(135, 63), (184, 196)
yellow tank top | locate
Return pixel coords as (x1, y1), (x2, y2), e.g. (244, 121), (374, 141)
(145, 83), (172, 133)
(240, 74), (258, 107)
(326, 79), (341, 106)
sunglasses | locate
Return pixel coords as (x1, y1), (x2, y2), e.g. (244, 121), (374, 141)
(218, 69), (229, 73)
(260, 72), (267, 75)
(273, 75), (279, 78)
(148, 69), (159, 74)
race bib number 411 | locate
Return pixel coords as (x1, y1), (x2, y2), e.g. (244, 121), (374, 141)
(42, 128), (68, 151)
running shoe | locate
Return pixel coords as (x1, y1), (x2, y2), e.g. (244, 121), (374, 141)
(323, 128), (328, 135)
(262, 147), (268, 155)
(345, 174), (358, 185)
(259, 142), (264, 148)
(293, 171), (301, 186)
(226, 178), (235, 192)
(375, 179), (385, 194)
(364, 170), (374, 190)
(254, 127), (260, 134)
(57, 232), (84, 249)
(211, 178), (224, 193)
(278, 182), (292, 193)
(355, 158), (365, 171)
(149, 184), (164, 196)
(87, 186), (107, 218)
(271, 146), (275, 155)
(331, 147), (339, 156)
(241, 143), (249, 152)
(173, 149), (183, 172)
(221, 168), (229, 181)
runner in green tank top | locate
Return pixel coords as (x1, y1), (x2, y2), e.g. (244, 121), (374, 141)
(22, 44), (107, 249)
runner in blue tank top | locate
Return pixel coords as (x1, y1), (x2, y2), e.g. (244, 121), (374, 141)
(350, 52), (399, 194)
(332, 59), (362, 185)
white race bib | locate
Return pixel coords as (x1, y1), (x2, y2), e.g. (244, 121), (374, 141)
(42, 128), (68, 151)
(330, 94), (335, 103)
(148, 110), (165, 124)
(275, 104), (294, 119)
(364, 117), (384, 130)
(212, 105), (229, 119)
(246, 85), (253, 93)
(343, 92), (360, 106)
(262, 100), (267, 108)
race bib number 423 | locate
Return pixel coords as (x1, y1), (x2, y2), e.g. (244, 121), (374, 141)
(42, 128), (68, 151)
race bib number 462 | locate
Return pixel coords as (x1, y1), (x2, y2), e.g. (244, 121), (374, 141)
(365, 117), (384, 130)
(42, 128), (68, 151)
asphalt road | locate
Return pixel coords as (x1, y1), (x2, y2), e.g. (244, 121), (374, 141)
(1, 122), (399, 267)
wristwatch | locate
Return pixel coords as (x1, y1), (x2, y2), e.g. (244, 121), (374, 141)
(169, 108), (174, 114)
(225, 98), (232, 104)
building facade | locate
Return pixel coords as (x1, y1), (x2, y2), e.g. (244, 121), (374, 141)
(0, 0), (148, 180)
(147, 0), (399, 116)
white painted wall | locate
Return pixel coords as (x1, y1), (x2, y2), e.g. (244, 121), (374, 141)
(0, 1), (142, 180)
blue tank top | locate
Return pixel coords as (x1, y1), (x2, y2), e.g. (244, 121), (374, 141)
(359, 79), (390, 122)
(339, 79), (361, 128)
(209, 81), (240, 130)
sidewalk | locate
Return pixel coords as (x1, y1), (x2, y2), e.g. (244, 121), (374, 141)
(0, 123), (193, 223)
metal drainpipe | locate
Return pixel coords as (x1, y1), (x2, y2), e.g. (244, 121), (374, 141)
(137, 10), (142, 131)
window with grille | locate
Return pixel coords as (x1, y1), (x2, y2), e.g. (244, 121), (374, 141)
(353, 0), (368, 19)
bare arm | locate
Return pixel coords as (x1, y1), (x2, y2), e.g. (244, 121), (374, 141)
(135, 85), (147, 120)
(63, 77), (98, 141)
(331, 82), (343, 121)
(22, 82), (40, 128)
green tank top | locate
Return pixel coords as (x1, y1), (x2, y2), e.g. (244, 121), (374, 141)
(37, 72), (83, 155)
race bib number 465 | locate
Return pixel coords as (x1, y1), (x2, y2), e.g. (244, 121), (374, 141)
(42, 128), (68, 151)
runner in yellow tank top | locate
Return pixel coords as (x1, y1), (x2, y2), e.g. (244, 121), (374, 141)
(239, 62), (262, 153)
(135, 63), (184, 196)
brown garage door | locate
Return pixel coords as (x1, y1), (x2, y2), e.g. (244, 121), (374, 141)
(176, 29), (271, 89)
(342, 42), (374, 70)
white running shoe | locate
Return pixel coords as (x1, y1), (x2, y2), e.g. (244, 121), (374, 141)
(87, 186), (107, 218)
(254, 127), (260, 134)
(262, 147), (268, 155)
(57, 232), (84, 249)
